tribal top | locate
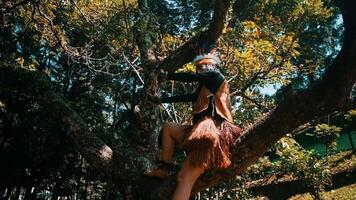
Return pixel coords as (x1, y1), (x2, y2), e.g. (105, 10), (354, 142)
(161, 70), (233, 123)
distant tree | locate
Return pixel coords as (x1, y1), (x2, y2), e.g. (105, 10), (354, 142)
(313, 123), (342, 159)
(274, 136), (330, 200)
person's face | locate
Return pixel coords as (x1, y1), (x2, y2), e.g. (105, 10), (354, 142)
(195, 59), (217, 73)
(196, 64), (216, 73)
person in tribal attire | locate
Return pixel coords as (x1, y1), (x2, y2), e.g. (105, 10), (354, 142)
(146, 43), (241, 200)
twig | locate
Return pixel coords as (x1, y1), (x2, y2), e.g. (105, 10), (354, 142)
(69, 0), (93, 24)
(236, 91), (266, 111)
(122, 54), (145, 84)
(35, 2), (64, 49)
(5, 0), (33, 12)
(227, 73), (239, 83)
(171, 82), (179, 123)
(161, 104), (175, 122)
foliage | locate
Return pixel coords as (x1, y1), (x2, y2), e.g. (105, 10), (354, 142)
(313, 123), (342, 155)
(0, 0), (345, 199)
(221, 0), (341, 125)
(328, 151), (356, 172)
(345, 109), (356, 124)
(273, 136), (331, 198)
(290, 182), (356, 200)
(244, 156), (274, 181)
(194, 174), (253, 200)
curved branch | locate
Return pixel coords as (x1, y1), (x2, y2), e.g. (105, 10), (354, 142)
(0, 67), (113, 174)
(159, 0), (231, 72)
(149, 0), (356, 197)
(190, 0), (356, 193)
(2, 1), (354, 199)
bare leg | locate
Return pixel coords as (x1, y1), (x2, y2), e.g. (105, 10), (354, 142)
(144, 123), (186, 178)
(172, 157), (205, 200)
(161, 123), (186, 163)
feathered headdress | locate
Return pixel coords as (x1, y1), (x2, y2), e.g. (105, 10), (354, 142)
(192, 43), (221, 65)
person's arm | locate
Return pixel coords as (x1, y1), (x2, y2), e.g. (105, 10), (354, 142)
(159, 71), (225, 103)
(167, 73), (201, 82)
(168, 71), (224, 84)
(160, 93), (197, 103)
(168, 71), (225, 93)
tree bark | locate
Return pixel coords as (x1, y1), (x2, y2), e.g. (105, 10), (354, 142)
(248, 167), (356, 200)
(0, 0), (355, 199)
(0, 68), (113, 175)
(159, 0), (231, 72)
(148, 0), (356, 197)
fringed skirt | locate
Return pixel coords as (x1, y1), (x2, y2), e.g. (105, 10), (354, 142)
(180, 116), (241, 169)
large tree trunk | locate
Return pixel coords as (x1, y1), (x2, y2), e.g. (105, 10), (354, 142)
(0, 0), (355, 200)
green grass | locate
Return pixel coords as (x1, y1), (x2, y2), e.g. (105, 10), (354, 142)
(304, 133), (356, 156)
(288, 151), (356, 200)
(289, 183), (356, 200)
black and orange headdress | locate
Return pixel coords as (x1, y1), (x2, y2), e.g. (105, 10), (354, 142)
(192, 43), (221, 67)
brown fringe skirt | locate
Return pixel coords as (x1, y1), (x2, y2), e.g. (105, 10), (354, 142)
(180, 116), (241, 169)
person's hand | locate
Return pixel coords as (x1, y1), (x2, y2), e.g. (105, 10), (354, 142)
(147, 94), (161, 105)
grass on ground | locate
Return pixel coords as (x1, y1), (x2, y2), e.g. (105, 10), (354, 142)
(289, 151), (356, 200)
(289, 183), (356, 200)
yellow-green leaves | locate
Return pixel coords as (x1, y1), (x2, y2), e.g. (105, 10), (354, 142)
(223, 20), (300, 90)
(345, 109), (356, 122)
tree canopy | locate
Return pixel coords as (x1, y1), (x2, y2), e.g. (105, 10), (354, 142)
(0, 0), (355, 199)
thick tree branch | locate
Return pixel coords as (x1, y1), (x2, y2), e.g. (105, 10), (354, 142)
(1, 1), (354, 200)
(0, 67), (113, 174)
(190, 0), (356, 193)
(131, 0), (162, 149)
(0, 66), (159, 199)
(248, 167), (356, 199)
(134, 0), (158, 65)
(159, 0), (231, 72)
(147, 0), (356, 197)
(228, 0), (251, 27)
